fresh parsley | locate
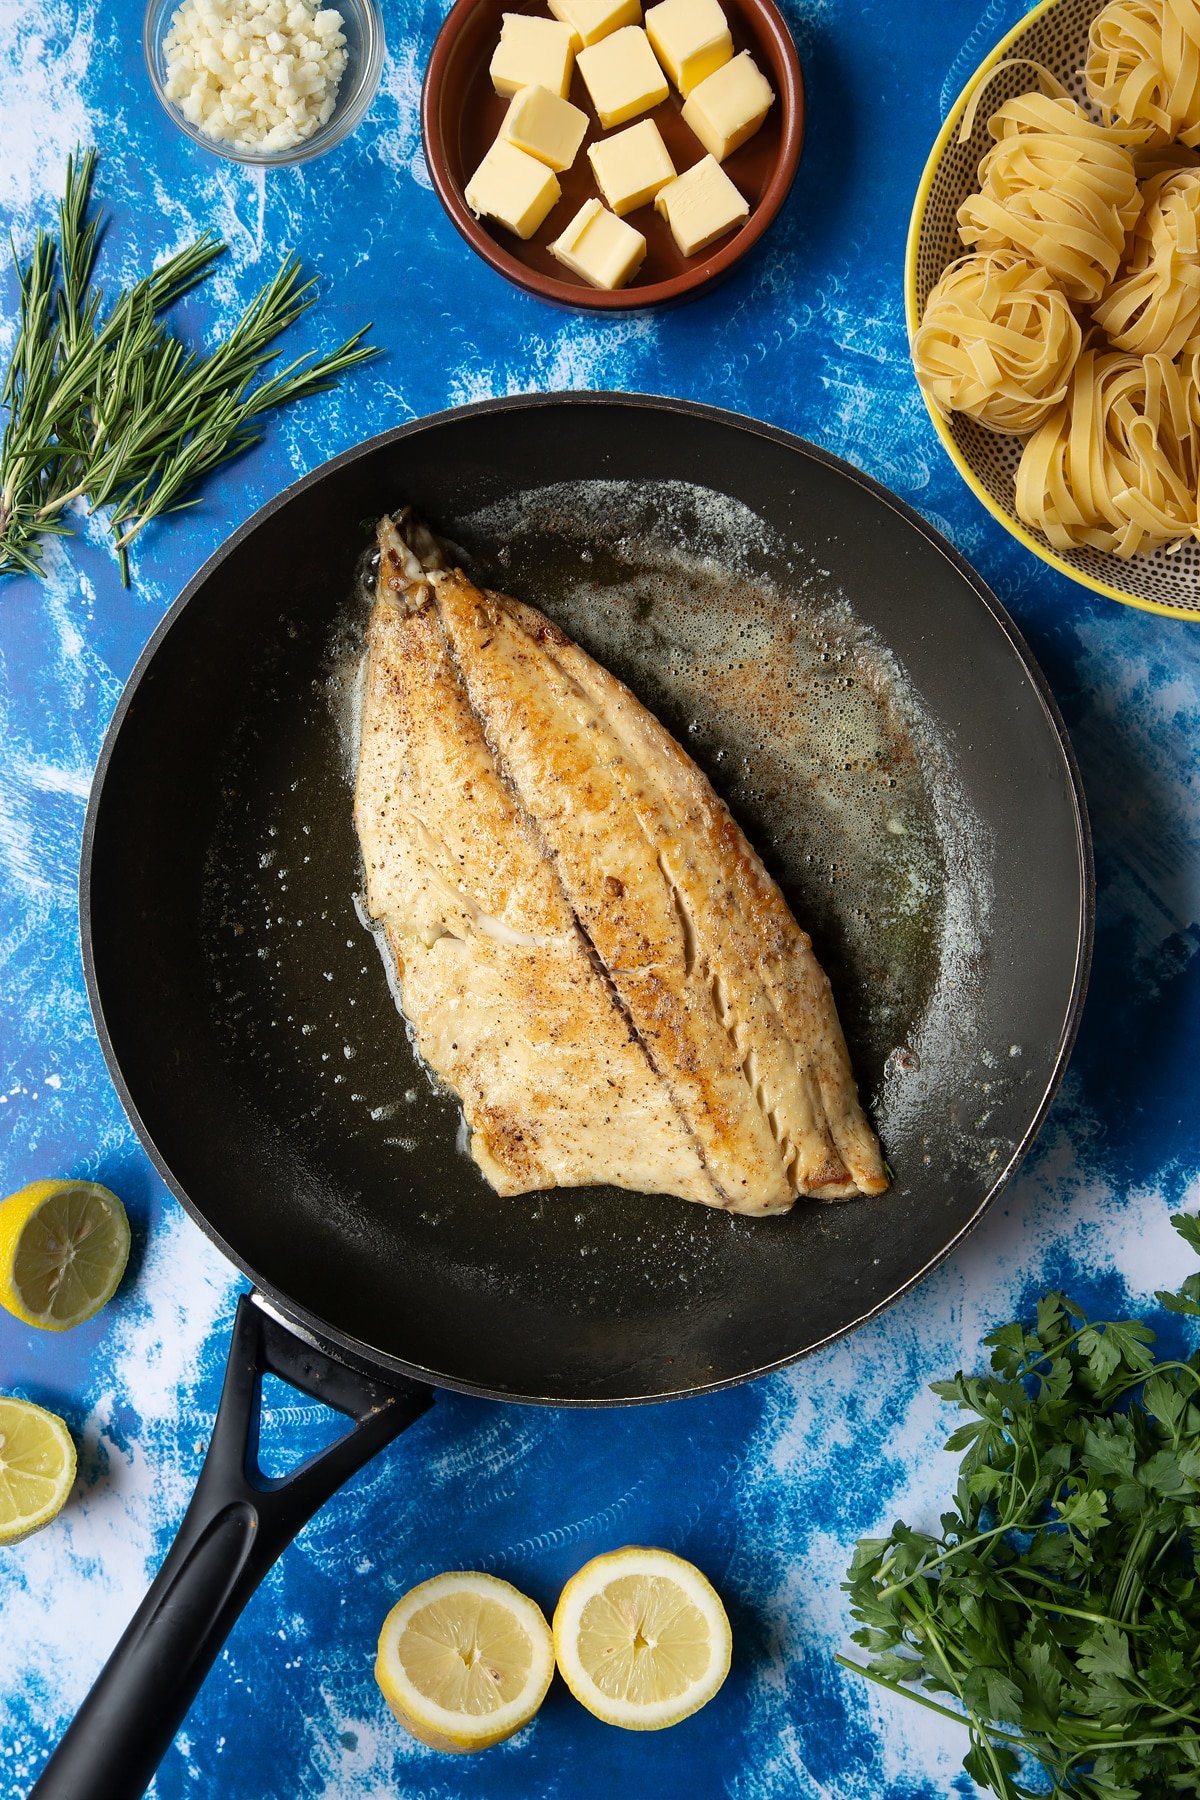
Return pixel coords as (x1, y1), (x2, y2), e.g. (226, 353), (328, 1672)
(841, 1212), (1200, 1799)
(0, 150), (377, 584)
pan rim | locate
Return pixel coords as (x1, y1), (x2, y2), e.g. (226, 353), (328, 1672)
(79, 390), (1095, 1406)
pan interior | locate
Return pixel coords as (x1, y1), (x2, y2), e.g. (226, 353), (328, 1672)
(86, 401), (1088, 1400)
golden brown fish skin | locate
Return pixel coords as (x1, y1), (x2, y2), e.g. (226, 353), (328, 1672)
(434, 578), (784, 1207)
(431, 571), (887, 1207)
(530, 609), (888, 1199)
(353, 521), (726, 1206)
(355, 514), (887, 1212)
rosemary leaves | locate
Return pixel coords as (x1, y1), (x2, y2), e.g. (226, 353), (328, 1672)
(0, 150), (377, 583)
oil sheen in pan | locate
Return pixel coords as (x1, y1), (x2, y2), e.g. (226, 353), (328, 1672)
(325, 478), (995, 1173)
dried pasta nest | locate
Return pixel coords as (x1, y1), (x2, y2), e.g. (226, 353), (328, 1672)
(1015, 345), (1200, 555)
(1094, 165), (1200, 353)
(957, 91), (1142, 304)
(1086, 0), (1200, 148)
(912, 251), (1083, 434)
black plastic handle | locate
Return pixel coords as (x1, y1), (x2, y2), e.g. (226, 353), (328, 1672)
(29, 1293), (432, 1800)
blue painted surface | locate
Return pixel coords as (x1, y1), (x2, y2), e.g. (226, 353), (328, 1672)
(0, 0), (1197, 1794)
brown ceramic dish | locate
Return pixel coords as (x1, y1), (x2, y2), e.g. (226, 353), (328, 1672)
(421, 0), (805, 309)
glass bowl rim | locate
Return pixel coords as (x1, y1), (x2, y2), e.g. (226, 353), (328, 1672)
(142, 0), (386, 167)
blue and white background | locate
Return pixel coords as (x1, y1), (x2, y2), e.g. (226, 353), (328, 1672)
(1, 0), (1198, 1794)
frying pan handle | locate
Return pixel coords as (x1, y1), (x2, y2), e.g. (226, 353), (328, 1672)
(29, 1292), (433, 1800)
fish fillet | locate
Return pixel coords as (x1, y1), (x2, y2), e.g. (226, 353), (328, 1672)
(353, 512), (888, 1215)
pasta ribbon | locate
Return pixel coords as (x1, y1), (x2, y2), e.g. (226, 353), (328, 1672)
(1086, 0), (1200, 146)
(1015, 346), (1200, 555)
(957, 92), (1141, 302)
(913, 252), (1082, 433)
(1094, 166), (1200, 352)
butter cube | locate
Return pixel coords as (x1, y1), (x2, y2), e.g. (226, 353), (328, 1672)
(501, 84), (589, 170)
(654, 153), (748, 254)
(576, 26), (668, 129)
(489, 14), (575, 99)
(548, 0), (641, 51)
(588, 119), (676, 214)
(465, 138), (562, 238)
(681, 50), (774, 159)
(550, 198), (647, 287)
(645, 0), (731, 95)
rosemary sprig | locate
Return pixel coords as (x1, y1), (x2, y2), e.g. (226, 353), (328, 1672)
(0, 150), (378, 583)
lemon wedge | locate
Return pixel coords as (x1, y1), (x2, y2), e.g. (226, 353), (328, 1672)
(0, 1396), (77, 1544)
(553, 1546), (732, 1730)
(0, 1179), (131, 1331)
(375, 1571), (555, 1752)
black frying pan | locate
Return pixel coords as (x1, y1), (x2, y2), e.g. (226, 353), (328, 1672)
(33, 395), (1092, 1800)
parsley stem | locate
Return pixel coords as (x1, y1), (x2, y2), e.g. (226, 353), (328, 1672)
(833, 1657), (1031, 1752)
(995, 1586), (1150, 1633)
(1129, 1679), (1200, 1727)
(877, 1514), (1029, 1598)
(911, 1607), (1023, 1797)
(1110, 1518), (1154, 1626)
(1063, 1734), (1200, 1769)
(1110, 1357), (1200, 1396)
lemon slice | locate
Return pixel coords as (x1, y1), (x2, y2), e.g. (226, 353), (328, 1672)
(0, 1179), (131, 1331)
(0, 1396), (77, 1544)
(553, 1546), (732, 1730)
(375, 1571), (555, 1752)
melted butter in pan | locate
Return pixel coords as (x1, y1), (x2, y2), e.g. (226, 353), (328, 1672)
(446, 480), (990, 1106)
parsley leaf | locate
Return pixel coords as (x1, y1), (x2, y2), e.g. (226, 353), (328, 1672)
(839, 1214), (1200, 1798)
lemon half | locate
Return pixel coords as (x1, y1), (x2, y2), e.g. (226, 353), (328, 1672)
(553, 1546), (732, 1730)
(0, 1396), (77, 1544)
(375, 1571), (555, 1753)
(0, 1180), (131, 1331)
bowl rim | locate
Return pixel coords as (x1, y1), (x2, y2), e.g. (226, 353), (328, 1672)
(904, 0), (1200, 623)
(420, 0), (805, 312)
(142, 0), (386, 168)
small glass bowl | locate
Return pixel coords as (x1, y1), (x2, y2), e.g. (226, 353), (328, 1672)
(144, 0), (385, 166)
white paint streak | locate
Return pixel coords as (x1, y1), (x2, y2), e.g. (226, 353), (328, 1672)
(446, 315), (657, 407)
(25, 764), (92, 798)
(4, 1213), (236, 1716)
(370, 33), (422, 180)
(0, 0), (96, 212)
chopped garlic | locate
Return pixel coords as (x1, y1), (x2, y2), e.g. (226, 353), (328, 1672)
(162, 0), (348, 153)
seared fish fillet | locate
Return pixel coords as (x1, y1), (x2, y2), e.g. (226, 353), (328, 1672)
(353, 513), (888, 1215)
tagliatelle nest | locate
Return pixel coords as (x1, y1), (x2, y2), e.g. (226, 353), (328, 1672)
(913, 251), (1083, 434)
(919, 47), (1200, 561)
(1094, 165), (1200, 353)
(957, 87), (1144, 302)
(1086, 0), (1200, 147)
(956, 90), (1142, 304)
(1015, 345), (1200, 555)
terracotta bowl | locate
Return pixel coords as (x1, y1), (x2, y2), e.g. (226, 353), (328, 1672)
(421, 0), (805, 309)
